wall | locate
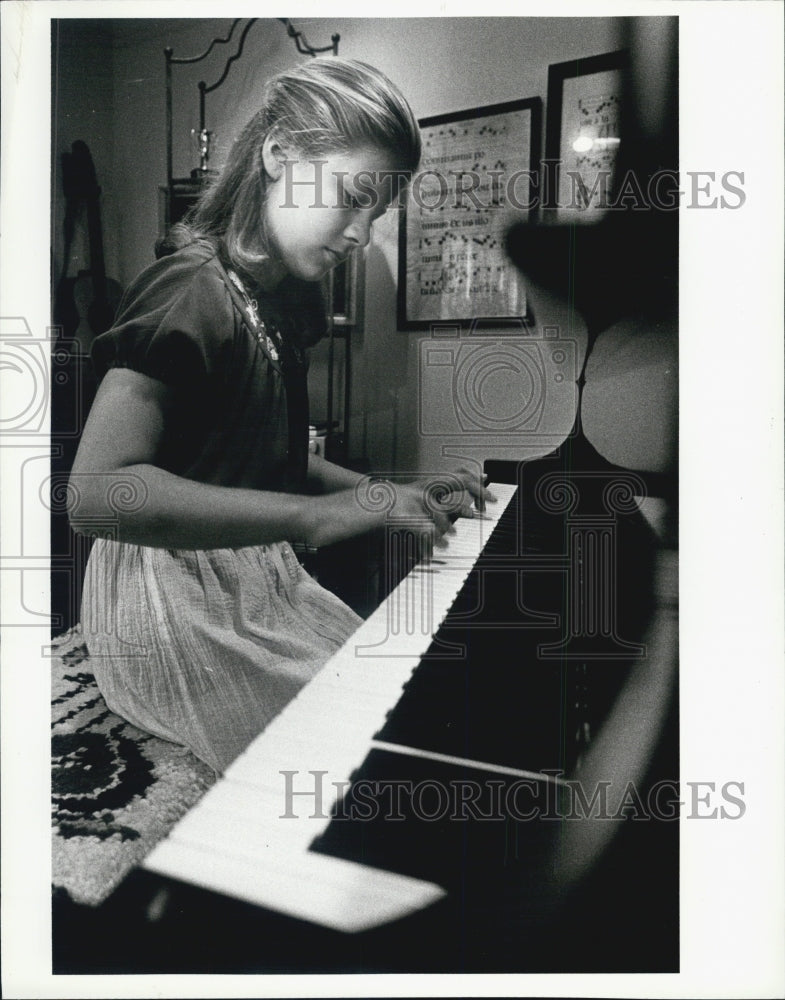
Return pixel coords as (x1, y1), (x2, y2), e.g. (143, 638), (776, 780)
(53, 17), (625, 473)
(51, 20), (118, 295)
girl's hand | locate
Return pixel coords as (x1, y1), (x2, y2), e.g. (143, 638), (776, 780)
(302, 482), (444, 554)
(410, 466), (497, 518)
(302, 468), (495, 557)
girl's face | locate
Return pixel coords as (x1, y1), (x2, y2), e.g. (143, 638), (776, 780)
(261, 142), (403, 283)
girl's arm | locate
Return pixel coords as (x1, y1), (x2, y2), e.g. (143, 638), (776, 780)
(69, 368), (458, 551)
(306, 453), (365, 494)
(307, 455), (494, 514)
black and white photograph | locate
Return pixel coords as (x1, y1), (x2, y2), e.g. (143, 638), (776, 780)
(1, 2), (783, 997)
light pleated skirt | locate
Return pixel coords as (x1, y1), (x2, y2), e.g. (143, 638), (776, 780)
(80, 539), (362, 774)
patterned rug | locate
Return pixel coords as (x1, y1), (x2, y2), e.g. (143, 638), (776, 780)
(51, 628), (216, 907)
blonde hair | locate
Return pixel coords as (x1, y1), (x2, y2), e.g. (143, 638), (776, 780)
(159, 58), (421, 290)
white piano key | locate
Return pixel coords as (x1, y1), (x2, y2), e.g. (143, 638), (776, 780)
(170, 787), (323, 853)
(178, 774), (282, 822)
(144, 839), (447, 934)
(181, 774), (328, 838)
(170, 762), (354, 851)
(226, 733), (372, 792)
(252, 706), (391, 754)
(285, 682), (414, 727)
(273, 688), (393, 731)
(304, 657), (421, 697)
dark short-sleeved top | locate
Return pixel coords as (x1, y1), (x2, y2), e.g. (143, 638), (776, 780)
(92, 243), (309, 492)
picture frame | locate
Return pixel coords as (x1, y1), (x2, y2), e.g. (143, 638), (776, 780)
(398, 97), (541, 329)
(545, 50), (628, 222)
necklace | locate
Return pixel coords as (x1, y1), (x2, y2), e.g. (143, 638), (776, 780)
(226, 268), (283, 362)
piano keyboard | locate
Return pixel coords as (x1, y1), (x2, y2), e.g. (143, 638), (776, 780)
(144, 483), (531, 933)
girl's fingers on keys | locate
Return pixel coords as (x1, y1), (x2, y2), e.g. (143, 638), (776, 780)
(447, 467), (479, 507)
(454, 498), (477, 519)
(479, 473), (498, 506)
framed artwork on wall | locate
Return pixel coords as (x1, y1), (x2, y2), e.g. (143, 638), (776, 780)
(545, 49), (628, 223)
(398, 97), (541, 329)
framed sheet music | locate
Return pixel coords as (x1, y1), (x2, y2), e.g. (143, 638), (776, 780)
(398, 98), (541, 329)
(546, 50), (627, 222)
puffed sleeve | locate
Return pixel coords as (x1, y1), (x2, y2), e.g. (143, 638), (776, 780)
(91, 247), (235, 388)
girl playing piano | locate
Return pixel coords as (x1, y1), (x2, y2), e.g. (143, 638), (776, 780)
(70, 58), (487, 774)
